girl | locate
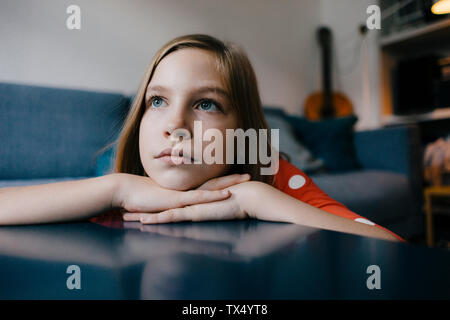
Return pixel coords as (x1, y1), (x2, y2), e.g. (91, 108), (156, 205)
(0, 34), (405, 243)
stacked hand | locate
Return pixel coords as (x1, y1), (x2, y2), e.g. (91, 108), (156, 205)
(112, 173), (256, 224)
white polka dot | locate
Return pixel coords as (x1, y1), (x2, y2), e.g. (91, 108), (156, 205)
(354, 218), (376, 226)
(288, 175), (306, 189)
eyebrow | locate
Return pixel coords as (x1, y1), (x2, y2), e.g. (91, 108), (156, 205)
(146, 85), (229, 98)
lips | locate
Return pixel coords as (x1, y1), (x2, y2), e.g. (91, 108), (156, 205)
(155, 147), (195, 164)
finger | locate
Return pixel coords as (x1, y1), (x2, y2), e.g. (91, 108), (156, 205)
(197, 174), (250, 191)
(141, 198), (245, 224)
(140, 207), (188, 224)
(122, 213), (144, 222)
(123, 211), (186, 224)
(171, 189), (231, 208)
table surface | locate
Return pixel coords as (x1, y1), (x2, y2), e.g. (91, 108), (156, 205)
(0, 219), (449, 299)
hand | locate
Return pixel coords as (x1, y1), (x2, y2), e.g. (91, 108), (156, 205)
(196, 173), (251, 191)
(122, 174), (253, 224)
(111, 173), (237, 214)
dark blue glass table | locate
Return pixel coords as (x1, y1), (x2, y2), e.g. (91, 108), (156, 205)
(0, 219), (449, 299)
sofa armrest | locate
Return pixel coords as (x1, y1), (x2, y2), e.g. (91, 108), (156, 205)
(354, 124), (423, 202)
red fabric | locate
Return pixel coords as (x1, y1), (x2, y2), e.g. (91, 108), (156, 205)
(89, 209), (124, 228)
(273, 158), (406, 243)
(90, 158), (406, 243)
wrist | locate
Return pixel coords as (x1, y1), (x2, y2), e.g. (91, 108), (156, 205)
(236, 181), (269, 218)
(238, 181), (296, 223)
(109, 173), (128, 209)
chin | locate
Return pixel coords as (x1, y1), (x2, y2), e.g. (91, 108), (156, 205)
(149, 170), (204, 191)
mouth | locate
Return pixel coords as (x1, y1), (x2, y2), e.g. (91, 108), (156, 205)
(154, 147), (196, 165)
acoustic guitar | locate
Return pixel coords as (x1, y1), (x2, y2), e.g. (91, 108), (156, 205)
(304, 26), (353, 121)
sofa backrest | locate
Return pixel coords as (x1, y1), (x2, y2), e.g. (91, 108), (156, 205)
(0, 82), (131, 179)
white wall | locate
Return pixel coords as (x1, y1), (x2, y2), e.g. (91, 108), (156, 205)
(0, 0), (320, 115)
(319, 0), (381, 129)
(0, 0), (380, 128)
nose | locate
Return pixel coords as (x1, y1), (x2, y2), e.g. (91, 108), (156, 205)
(163, 104), (192, 139)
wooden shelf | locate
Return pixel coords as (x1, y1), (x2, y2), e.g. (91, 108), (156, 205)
(382, 107), (450, 126)
(379, 16), (450, 125)
(380, 18), (450, 52)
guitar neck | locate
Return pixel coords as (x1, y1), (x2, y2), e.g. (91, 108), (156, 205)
(319, 27), (334, 118)
(321, 46), (332, 99)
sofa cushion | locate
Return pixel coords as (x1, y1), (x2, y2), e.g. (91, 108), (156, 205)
(263, 107), (325, 174)
(287, 115), (361, 172)
(0, 82), (130, 179)
(94, 145), (116, 176)
(310, 170), (417, 224)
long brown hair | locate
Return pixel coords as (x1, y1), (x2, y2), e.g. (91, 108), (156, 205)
(114, 34), (275, 185)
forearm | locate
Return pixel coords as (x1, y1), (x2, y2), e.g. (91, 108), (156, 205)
(0, 174), (120, 225)
(243, 182), (400, 242)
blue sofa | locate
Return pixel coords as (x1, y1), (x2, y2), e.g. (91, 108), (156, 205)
(0, 82), (424, 239)
(310, 126), (424, 239)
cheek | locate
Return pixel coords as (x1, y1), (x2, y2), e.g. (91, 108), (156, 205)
(138, 119), (148, 152)
(138, 115), (158, 162)
(201, 117), (238, 158)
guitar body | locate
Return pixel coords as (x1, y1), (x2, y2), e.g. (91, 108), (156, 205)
(304, 26), (353, 121)
(304, 92), (353, 121)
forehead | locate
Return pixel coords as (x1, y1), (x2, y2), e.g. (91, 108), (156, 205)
(149, 48), (223, 88)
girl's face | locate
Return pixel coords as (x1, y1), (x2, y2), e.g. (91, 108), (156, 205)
(139, 48), (238, 190)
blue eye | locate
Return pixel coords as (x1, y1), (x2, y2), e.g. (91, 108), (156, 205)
(149, 96), (166, 109)
(198, 100), (220, 112)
